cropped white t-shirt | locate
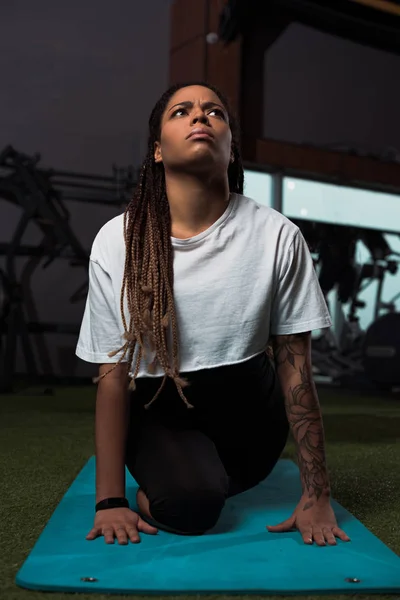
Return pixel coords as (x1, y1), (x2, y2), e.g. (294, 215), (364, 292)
(76, 194), (332, 377)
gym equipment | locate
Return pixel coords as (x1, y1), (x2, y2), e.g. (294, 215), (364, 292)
(363, 312), (400, 389)
(0, 146), (136, 392)
(346, 237), (400, 389)
(16, 456), (400, 595)
(294, 218), (400, 390)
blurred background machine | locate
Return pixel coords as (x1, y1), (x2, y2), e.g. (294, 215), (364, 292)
(0, 146), (136, 392)
(294, 218), (400, 390)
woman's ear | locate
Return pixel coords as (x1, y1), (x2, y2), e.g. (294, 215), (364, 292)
(154, 141), (163, 163)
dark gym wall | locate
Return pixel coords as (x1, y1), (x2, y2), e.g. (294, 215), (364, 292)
(1, 1), (399, 378)
(0, 0), (172, 173)
(0, 0), (172, 378)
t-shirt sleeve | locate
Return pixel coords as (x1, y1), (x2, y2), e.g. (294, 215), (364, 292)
(75, 258), (127, 364)
(270, 229), (332, 335)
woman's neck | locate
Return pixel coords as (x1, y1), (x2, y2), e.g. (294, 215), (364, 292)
(165, 171), (230, 239)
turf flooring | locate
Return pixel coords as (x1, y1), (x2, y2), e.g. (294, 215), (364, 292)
(0, 384), (399, 600)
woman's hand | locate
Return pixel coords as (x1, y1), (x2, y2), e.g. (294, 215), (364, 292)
(266, 494), (351, 546)
(86, 508), (158, 545)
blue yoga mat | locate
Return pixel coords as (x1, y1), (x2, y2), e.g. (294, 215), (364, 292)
(16, 457), (400, 595)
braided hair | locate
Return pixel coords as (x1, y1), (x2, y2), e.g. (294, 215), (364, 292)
(95, 82), (244, 408)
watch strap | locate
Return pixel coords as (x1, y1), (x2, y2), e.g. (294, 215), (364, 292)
(95, 497), (129, 512)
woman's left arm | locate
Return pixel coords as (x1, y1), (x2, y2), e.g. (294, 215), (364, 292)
(267, 331), (351, 545)
(271, 331), (331, 501)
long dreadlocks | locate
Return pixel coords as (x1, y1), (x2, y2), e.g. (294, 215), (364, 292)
(94, 82), (244, 408)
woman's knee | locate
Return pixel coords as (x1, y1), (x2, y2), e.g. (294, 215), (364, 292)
(149, 484), (227, 535)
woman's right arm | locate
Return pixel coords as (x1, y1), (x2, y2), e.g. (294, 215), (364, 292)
(87, 362), (158, 544)
(95, 363), (129, 504)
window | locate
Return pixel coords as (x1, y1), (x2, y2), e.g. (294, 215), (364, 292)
(244, 170), (272, 208)
(282, 177), (400, 331)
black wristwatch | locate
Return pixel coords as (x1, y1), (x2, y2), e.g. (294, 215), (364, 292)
(95, 497), (129, 512)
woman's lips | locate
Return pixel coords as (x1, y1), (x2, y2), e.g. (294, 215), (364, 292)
(187, 128), (214, 140)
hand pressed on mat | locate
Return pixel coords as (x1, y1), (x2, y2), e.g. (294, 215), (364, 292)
(266, 493), (351, 546)
(86, 507), (158, 545)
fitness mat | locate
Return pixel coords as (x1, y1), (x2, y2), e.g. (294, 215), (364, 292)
(16, 457), (400, 596)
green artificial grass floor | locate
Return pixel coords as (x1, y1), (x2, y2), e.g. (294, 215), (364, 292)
(0, 384), (399, 600)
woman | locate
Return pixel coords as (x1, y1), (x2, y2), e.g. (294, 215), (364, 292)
(76, 82), (350, 547)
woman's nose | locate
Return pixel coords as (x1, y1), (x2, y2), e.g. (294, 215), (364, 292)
(191, 111), (209, 125)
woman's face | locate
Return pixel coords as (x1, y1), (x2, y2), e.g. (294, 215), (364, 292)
(154, 85), (232, 175)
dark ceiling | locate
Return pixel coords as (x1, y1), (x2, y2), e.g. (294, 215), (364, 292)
(218, 0), (400, 56)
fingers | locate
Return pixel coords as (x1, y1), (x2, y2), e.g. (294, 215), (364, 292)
(102, 527), (116, 544)
(266, 516), (296, 533)
(333, 527), (351, 542)
(323, 527), (337, 546)
(314, 526), (351, 545)
(300, 527), (314, 545)
(137, 517), (158, 535)
(301, 527), (338, 546)
(104, 528), (117, 545)
(86, 526), (132, 545)
(115, 526), (129, 545)
(311, 528), (326, 546)
(300, 527), (350, 545)
(86, 528), (100, 541)
(126, 526), (140, 544)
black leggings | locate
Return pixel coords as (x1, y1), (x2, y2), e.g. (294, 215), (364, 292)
(125, 353), (289, 535)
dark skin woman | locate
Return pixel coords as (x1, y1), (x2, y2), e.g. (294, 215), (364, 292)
(77, 82), (350, 548)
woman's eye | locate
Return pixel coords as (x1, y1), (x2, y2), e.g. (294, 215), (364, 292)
(171, 107), (226, 119)
(209, 108), (226, 119)
(172, 108), (187, 117)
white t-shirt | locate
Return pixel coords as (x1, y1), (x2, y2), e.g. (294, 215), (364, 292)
(76, 193), (331, 377)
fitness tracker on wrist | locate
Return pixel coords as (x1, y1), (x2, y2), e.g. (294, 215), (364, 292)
(95, 497), (129, 512)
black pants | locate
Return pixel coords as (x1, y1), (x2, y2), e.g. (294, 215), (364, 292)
(125, 352), (289, 535)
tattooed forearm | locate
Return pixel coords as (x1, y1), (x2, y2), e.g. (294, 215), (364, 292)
(271, 332), (308, 369)
(271, 333), (331, 502)
(288, 364), (330, 500)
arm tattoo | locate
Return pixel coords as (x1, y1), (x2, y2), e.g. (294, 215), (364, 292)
(272, 333), (331, 502)
(272, 334), (305, 369)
